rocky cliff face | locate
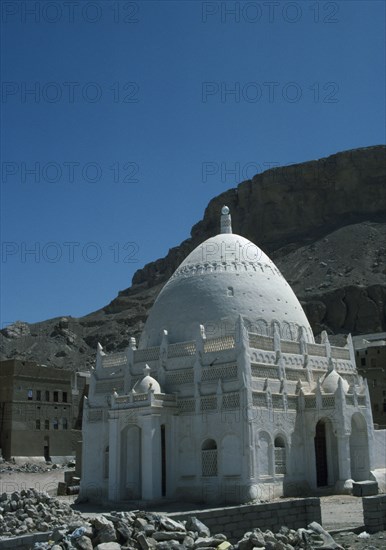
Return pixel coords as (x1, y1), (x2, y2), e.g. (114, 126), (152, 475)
(1, 145), (385, 371)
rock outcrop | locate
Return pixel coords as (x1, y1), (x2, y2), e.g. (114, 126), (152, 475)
(0, 145), (385, 371)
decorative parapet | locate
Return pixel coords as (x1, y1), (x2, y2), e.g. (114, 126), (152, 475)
(178, 398), (196, 413)
(95, 379), (124, 393)
(203, 335), (235, 353)
(168, 341), (196, 357)
(132, 393), (148, 402)
(177, 392), (241, 414)
(331, 347), (351, 360)
(281, 341), (301, 354)
(201, 363), (238, 381)
(133, 346), (160, 363)
(248, 333), (351, 364)
(102, 351), (128, 368)
(307, 343), (327, 357)
(249, 333), (274, 351)
(112, 392), (177, 407)
(285, 368), (308, 382)
(251, 391), (292, 410)
(251, 362), (309, 383)
(165, 369), (194, 386)
(251, 364), (278, 379)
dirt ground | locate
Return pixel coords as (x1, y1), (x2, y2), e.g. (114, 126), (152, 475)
(1, 470), (385, 548)
(0, 468), (65, 496)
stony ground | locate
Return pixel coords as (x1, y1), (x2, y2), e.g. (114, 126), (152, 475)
(0, 469), (385, 549)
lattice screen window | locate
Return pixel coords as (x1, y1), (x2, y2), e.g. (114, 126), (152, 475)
(204, 336), (235, 353)
(286, 369), (307, 381)
(305, 396), (317, 409)
(274, 437), (286, 475)
(287, 397), (298, 410)
(202, 439), (217, 477)
(222, 392), (240, 410)
(322, 396), (335, 409)
(166, 370), (194, 385)
(272, 395), (283, 409)
(178, 399), (196, 413)
(200, 396), (217, 411)
(252, 393), (267, 407)
(251, 365), (277, 379)
(202, 364), (238, 381)
(345, 395), (355, 406)
(358, 396), (366, 407)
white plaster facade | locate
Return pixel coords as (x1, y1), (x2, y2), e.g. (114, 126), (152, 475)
(80, 207), (385, 504)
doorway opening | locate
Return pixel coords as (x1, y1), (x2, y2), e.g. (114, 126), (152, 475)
(314, 421), (328, 486)
(43, 437), (50, 462)
(161, 424), (166, 497)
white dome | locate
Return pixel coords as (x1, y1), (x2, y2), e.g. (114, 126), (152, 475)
(321, 370), (349, 394)
(139, 221), (314, 348)
(133, 374), (161, 394)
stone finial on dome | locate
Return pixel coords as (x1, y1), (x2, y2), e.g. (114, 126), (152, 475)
(143, 364), (151, 376)
(220, 205), (232, 234)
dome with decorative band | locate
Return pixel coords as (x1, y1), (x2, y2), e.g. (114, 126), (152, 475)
(139, 206), (314, 348)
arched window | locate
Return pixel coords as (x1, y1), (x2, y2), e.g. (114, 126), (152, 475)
(274, 436), (286, 475)
(202, 439), (217, 477)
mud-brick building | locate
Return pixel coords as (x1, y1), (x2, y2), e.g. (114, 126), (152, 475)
(354, 333), (386, 429)
(0, 359), (80, 461)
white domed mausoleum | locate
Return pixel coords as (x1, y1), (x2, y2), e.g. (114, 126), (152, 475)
(80, 208), (385, 504)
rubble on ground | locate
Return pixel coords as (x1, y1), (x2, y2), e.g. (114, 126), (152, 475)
(0, 461), (66, 474)
(0, 490), (349, 549)
(0, 488), (82, 538)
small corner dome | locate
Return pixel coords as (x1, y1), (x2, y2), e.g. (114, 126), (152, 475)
(133, 373), (161, 394)
(321, 370), (349, 394)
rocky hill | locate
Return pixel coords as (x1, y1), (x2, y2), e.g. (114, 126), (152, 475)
(1, 145), (385, 371)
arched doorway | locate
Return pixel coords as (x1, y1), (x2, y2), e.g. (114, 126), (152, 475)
(121, 425), (141, 499)
(202, 439), (217, 477)
(314, 418), (338, 487)
(257, 431), (273, 478)
(350, 413), (370, 481)
(274, 436), (287, 475)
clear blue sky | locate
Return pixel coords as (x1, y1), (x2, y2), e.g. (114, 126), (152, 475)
(1, 0), (385, 326)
